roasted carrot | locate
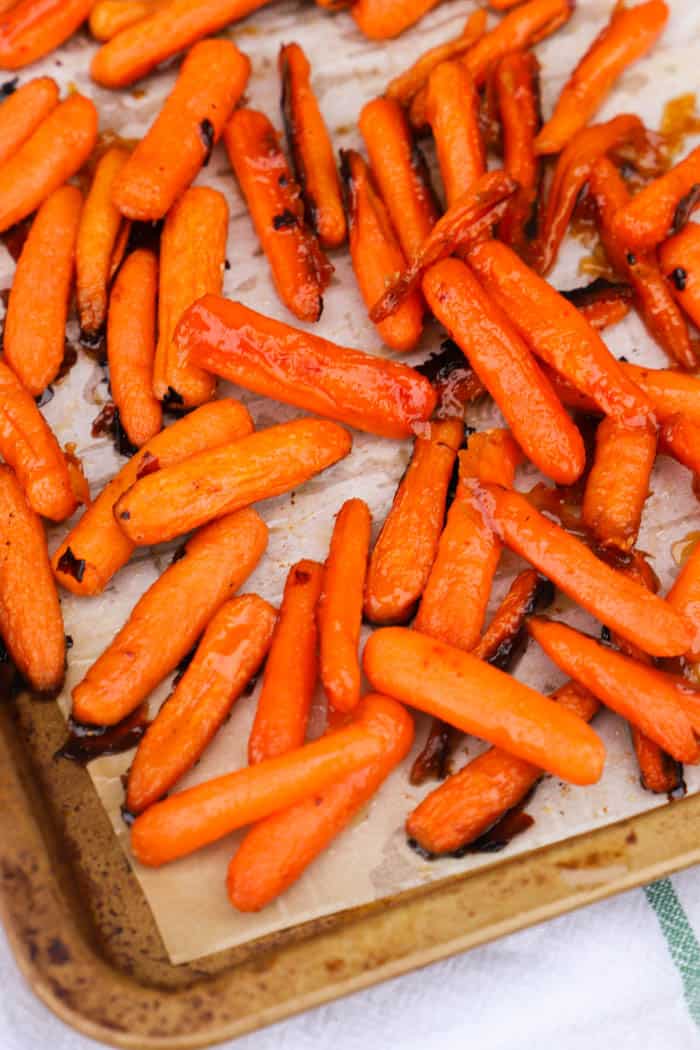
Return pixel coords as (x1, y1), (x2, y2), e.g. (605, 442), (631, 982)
(494, 50), (541, 253)
(659, 413), (700, 477)
(425, 60), (484, 207)
(127, 594), (277, 814)
(351, 0), (441, 40)
(52, 399), (253, 595)
(363, 628), (605, 785)
(0, 93), (96, 233)
(280, 42), (345, 249)
(659, 221), (700, 330)
(364, 418), (463, 625)
(340, 149), (423, 351)
(668, 540), (700, 662)
(89, 0), (171, 42)
(4, 184), (82, 397)
(229, 694), (414, 910)
(177, 296), (437, 438)
(131, 694), (413, 866)
(248, 560), (323, 765)
(481, 483), (691, 658)
(75, 146), (131, 343)
(224, 108), (332, 324)
(422, 258), (585, 486)
(152, 187), (228, 408)
(0, 0), (94, 69)
(619, 364), (700, 426)
(112, 39), (249, 222)
(0, 75), (57, 167)
(561, 278), (633, 330)
(385, 9), (487, 108)
(114, 419), (352, 546)
(612, 144), (700, 251)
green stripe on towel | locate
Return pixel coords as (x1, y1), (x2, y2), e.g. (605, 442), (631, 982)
(645, 878), (700, 1027)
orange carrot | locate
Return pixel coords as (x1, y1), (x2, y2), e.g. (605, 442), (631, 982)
(351, 0), (442, 40)
(667, 540), (700, 662)
(619, 363), (700, 426)
(0, 75), (57, 167)
(89, 0), (172, 42)
(632, 730), (683, 794)
(659, 413), (700, 476)
(0, 0), (94, 69)
(561, 279), (633, 331)
(463, 0), (571, 85)
(612, 144), (700, 251)
(494, 50), (541, 252)
(659, 221), (700, 330)
(425, 60), (484, 207)
(248, 561), (323, 765)
(385, 9), (487, 108)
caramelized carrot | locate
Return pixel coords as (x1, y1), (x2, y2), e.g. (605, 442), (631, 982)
(425, 60), (484, 207)
(668, 540), (700, 662)
(612, 144), (700, 251)
(385, 9), (487, 108)
(52, 399), (253, 595)
(177, 296), (437, 438)
(659, 221), (700, 330)
(561, 279), (633, 330)
(127, 594), (277, 814)
(494, 50), (541, 253)
(248, 560), (323, 764)
(89, 0), (171, 42)
(351, 0), (441, 40)
(0, 0), (93, 69)
(224, 108), (332, 324)
(0, 75), (57, 167)
(582, 416), (657, 551)
(152, 187), (228, 408)
(659, 413), (700, 477)
(621, 363), (700, 426)
(4, 184), (82, 397)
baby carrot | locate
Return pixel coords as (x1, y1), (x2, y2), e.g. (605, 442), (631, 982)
(177, 296), (437, 438)
(248, 560), (323, 765)
(152, 186), (228, 408)
(4, 184), (82, 397)
(561, 279), (633, 331)
(72, 508), (268, 726)
(425, 60), (484, 207)
(351, 0), (441, 40)
(127, 594), (277, 814)
(0, 75), (57, 167)
(463, 0), (571, 85)
(385, 9), (487, 108)
(659, 413), (700, 476)
(494, 50), (541, 253)
(89, 0), (171, 41)
(659, 221), (700, 330)
(0, 93), (97, 233)
(112, 39), (249, 222)
(114, 419), (352, 546)
(612, 144), (700, 251)
(340, 149), (424, 352)
(318, 499), (371, 714)
(0, 0), (94, 69)
(667, 541), (700, 662)
(52, 399), (253, 595)
(224, 108), (332, 324)
(620, 364), (700, 426)
(363, 627), (605, 785)
(131, 693), (413, 866)
(422, 257), (585, 486)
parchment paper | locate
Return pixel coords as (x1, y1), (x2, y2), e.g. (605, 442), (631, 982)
(1, 0), (699, 965)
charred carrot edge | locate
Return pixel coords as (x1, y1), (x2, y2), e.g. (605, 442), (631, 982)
(72, 508), (268, 726)
(228, 693), (414, 911)
(127, 594), (277, 814)
(318, 499), (372, 714)
(482, 483), (691, 658)
(0, 0), (94, 69)
(112, 39), (249, 222)
(280, 42), (346, 249)
(131, 694), (413, 867)
(528, 617), (698, 763)
(224, 108), (333, 324)
(385, 9), (487, 108)
(561, 278), (633, 331)
(114, 418), (353, 546)
(351, 0), (442, 41)
(4, 184), (82, 397)
(0, 93), (96, 234)
(364, 627), (605, 785)
(0, 75), (57, 167)
(152, 186), (228, 407)
(659, 221), (700, 331)
(407, 681), (600, 854)
(177, 296), (437, 438)
(75, 146), (131, 342)
(89, 0), (172, 42)
(667, 540), (700, 662)
(494, 50), (542, 253)
(659, 413), (700, 476)
(575, 298), (631, 330)
(364, 418), (464, 625)
(612, 143), (700, 251)
(107, 249), (162, 448)
(248, 560), (323, 764)
(52, 399), (254, 596)
(340, 149), (424, 352)
(425, 60), (485, 207)
(422, 258), (585, 486)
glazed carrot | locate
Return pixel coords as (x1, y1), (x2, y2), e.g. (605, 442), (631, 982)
(351, 0), (441, 40)
(659, 414), (700, 477)
(280, 42), (345, 249)
(114, 419), (352, 545)
(127, 594), (277, 814)
(528, 618), (697, 763)
(317, 500), (371, 714)
(75, 146), (131, 342)
(481, 484), (691, 658)
(52, 399), (253, 596)
(131, 694), (413, 866)
(582, 416), (656, 552)
(422, 258), (585, 486)
(561, 279), (633, 330)
(91, 0), (271, 87)
(248, 561), (323, 765)
(224, 108), (332, 324)
(612, 144), (700, 251)
(107, 249), (162, 449)
(0, 75), (57, 167)
(0, 0), (94, 69)
(0, 93), (96, 233)
(112, 40), (249, 222)
(494, 50), (541, 253)
(89, 0), (171, 41)
(466, 239), (655, 426)
(0, 467), (64, 692)
(364, 628), (605, 785)
(407, 681), (599, 855)
(4, 184), (82, 397)
(364, 418), (463, 625)
(359, 97), (438, 259)
(659, 221), (700, 330)
(668, 541), (700, 662)
(178, 296), (437, 438)
(621, 363), (700, 426)
(425, 60), (484, 207)
(340, 149), (424, 351)
(152, 187), (228, 408)
(228, 693), (414, 911)
(385, 9), (487, 108)
(72, 509), (267, 726)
